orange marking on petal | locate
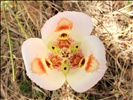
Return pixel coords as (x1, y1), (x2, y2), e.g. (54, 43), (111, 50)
(56, 18), (73, 32)
(31, 58), (46, 74)
(58, 26), (69, 31)
(85, 54), (99, 72)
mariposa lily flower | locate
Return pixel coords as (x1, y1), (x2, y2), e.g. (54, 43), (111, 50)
(22, 11), (107, 93)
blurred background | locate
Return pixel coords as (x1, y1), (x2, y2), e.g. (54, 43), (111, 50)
(1, 1), (133, 100)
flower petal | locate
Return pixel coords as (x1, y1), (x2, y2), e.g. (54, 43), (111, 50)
(66, 35), (107, 92)
(68, 35), (106, 66)
(67, 66), (107, 92)
(22, 38), (65, 90)
(83, 35), (106, 66)
(41, 11), (93, 43)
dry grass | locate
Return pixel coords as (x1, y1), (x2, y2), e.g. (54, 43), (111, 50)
(1, 1), (133, 100)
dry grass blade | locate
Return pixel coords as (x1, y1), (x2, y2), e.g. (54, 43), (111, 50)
(21, 1), (43, 30)
(5, 3), (28, 39)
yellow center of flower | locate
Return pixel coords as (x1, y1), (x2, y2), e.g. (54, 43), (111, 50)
(48, 31), (83, 75)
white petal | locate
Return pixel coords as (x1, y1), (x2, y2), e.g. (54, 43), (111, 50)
(41, 11), (93, 43)
(67, 67), (107, 93)
(70, 35), (106, 66)
(66, 35), (107, 92)
(29, 69), (66, 91)
(84, 35), (106, 66)
(22, 38), (65, 90)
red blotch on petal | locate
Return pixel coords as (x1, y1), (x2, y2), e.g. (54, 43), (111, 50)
(31, 58), (46, 74)
(48, 54), (62, 70)
(57, 39), (71, 48)
(56, 18), (73, 32)
(69, 51), (83, 68)
(85, 54), (99, 72)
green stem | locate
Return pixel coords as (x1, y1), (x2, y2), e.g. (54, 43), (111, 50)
(128, 0), (131, 5)
(4, 4), (15, 81)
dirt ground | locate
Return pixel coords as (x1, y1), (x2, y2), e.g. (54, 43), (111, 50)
(1, 1), (133, 100)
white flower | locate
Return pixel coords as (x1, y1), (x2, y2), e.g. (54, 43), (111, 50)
(22, 11), (107, 93)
